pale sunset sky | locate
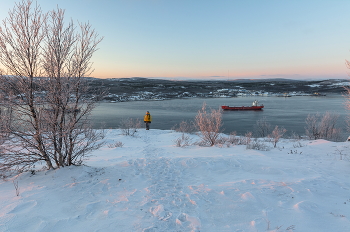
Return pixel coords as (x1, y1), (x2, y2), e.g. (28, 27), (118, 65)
(1, 0), (350, 80)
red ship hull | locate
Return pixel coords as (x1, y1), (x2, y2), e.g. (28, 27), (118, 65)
(221, 105), (264, 110)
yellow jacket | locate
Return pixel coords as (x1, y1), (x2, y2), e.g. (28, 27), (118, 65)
(144, 113), (152, 122)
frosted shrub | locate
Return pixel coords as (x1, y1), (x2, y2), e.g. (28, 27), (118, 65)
(119, 118), (141, 136)
(305, 112), (342, 141)
(288, 132), (305, 141)
(226, 132), (239, 145)
(107, 141), (124, 148)
(268, 126), (287, 148)
(293, 141), (305, 148)
(174, 133), (192, 147)
(225, 132), (252, 146)
(216, 136), (228, 146)
(334, 147), (347, 160)
(254, 117), (272, 137)
(344, 79), (350, 134)
(246, 138), (270, 151)
(13, 179), (20, 196)
(238, 132), (252, 145)
(195, 103), (223, 146)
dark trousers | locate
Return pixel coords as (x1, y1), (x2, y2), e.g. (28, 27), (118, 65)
(145, 122), (150, 130)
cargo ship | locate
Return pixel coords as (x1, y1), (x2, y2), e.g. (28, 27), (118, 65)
(221, 100), (264, 110)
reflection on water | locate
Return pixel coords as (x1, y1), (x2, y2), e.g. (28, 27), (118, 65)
(91, 95), (348, 138)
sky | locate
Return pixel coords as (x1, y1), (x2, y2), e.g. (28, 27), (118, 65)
(1, 0), (350, 80)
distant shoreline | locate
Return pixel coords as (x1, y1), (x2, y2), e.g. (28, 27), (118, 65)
(92, 78), (348, 103)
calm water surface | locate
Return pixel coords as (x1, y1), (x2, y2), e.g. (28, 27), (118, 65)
(92, 95), (348, 138)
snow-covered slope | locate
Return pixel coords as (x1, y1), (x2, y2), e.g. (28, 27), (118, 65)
(1, 129), (350, 232)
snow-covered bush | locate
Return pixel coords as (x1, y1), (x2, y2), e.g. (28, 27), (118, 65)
(225, 132), (239, 145)
(107, 141), (124, 148)
(195, 103), (223, 146)
(119, 118), (141, 136)
(174, 133), (193, 147)
(246, 138), (270, 151)
(239, 132), (252, 145)
(305, 112), (342, 141)
(268, 126), (287, 148)
(254, 117), (272, 137)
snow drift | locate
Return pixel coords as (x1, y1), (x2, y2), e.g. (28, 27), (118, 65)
(0, 129), (350, 232)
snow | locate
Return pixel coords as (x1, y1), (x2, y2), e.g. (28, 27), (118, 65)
(306, 84), (321, 88)
(1, 129), (350, 232)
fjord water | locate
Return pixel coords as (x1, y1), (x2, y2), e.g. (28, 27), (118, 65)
(92, 95), (348, 138)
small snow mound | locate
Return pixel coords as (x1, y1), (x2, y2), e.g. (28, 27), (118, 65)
(293, 200), (319, 212)
(176, 213), (201, 231)
(241, 192), (255, 201)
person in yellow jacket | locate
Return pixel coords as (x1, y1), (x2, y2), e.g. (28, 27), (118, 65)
(144, 111), (152, 130)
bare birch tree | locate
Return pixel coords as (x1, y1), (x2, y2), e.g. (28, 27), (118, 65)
(195, 103), (223, 146)
(268, 125), (287, 148)
(254, 117), (272, 138)
(0, 0), (104, 174)
(305, 112), (341, 141)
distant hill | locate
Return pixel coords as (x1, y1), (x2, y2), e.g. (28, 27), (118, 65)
(90, 78), (349, 95)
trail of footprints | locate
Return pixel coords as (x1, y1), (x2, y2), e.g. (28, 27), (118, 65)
(131, 134), (201, 231)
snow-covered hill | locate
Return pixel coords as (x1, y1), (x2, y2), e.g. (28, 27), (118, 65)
(1, 129), (350, 232)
